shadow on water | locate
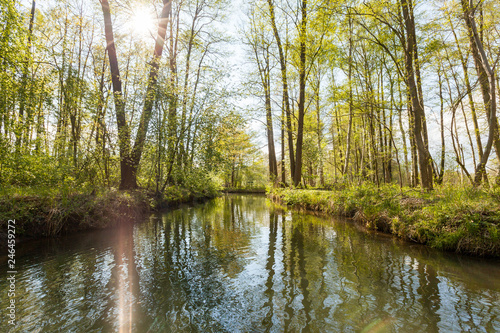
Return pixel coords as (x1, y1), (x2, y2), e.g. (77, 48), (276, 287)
(1, 194), (499, 332)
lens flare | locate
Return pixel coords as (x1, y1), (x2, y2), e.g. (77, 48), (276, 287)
(129, 5), (156, 39)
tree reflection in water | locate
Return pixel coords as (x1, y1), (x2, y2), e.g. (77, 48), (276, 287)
(0, 194), (499, 332)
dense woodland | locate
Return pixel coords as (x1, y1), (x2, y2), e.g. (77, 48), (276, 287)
(1, 0), (499, 193)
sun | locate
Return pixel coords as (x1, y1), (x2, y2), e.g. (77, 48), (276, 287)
(129, 5), (156, 39)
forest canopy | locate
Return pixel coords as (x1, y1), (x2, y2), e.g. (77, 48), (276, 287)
(1, 0), (499, 193)
(243, 0), (500, 190)
(1, 0), (265, 192)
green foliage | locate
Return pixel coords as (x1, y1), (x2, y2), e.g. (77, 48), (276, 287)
(0, 153), (75, 187)
(270, 184), (500, 257)
(0, 0), (242, 199)
(0, 189), (149, 238)
(179, 168), (221, 197)
(0, 181), (221, 240)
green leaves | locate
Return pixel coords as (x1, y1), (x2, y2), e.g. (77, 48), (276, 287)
(270, 184), (500, 256)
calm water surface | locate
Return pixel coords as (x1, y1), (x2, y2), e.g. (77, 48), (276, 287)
(1, 194), (499, 332)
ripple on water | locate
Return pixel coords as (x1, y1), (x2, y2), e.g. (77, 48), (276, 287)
(1, 195), (500, 332)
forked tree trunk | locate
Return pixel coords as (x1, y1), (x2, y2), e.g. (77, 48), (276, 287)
(100, 0), (134, 189)
(100, 0), (172, 190)
(461, 0), (498, 186)
(130, 0), (172, 179)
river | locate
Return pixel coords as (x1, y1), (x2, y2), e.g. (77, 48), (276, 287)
(1, 194), (499, 332)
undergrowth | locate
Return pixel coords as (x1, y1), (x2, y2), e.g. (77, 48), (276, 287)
(0, 180), (220, 241)
(269, 184), (500, 257)
(0, 189), (150, 239)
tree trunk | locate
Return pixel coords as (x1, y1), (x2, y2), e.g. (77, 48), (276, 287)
(450, 17), (483, 177)
(316, 80), (324, 187)
(436, 68), (445, 184)
(400, 0), (433, 190)
(293, 0), (307, 187)
(263, 50), (278, 182)
(266, 0), (295, 181)
(281, 99), (286, 185)
(131, 0), (172, 178)
(16, 0), (36, 152)
(101, 0), (172, 190)
(100, 0), (134, 189)
(165, 6), (179, 185)
(343, 12), (353, 178)
(397, 80), (410, 185)
(461, 0), (497, 186)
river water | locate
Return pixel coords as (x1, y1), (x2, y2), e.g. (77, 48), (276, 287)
(1, 194), (499, 332)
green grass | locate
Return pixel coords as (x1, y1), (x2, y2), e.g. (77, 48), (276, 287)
(0, 189), (150, 239)
(0, 184), (220, 240)
(222, 187), (266, 193)
(269, 184), (500, 257)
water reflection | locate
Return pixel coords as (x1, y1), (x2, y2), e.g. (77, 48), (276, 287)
(1, 194), (499, 332)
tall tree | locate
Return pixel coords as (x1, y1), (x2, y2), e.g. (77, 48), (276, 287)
(100, 0), (132, 189)
(460, 0), (498, 186)
(293, 0), (308, 186)
(266, 0), (295, 181)
(100, 0), (172, 189)
(400, 0), (433, 190)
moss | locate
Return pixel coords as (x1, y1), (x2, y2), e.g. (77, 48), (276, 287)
(269, 184), (500, 257)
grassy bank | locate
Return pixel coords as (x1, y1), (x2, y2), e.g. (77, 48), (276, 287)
(0, 185), (219, 242)
(222, 187), (266, 194)
(269, 185), (500, 257)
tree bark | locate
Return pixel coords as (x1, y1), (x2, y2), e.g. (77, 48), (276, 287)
(101, 0), (172, 190)
(400, 0), (433, 190)
(450, 17), (483, 176)
(397, 80), (410, 185)
(436, 68), (445, 184)
(16, 0), (36, 152)
(266, 0), (295, 181)
(100, 0), (134, 189)
(293, 0), (307, 186)
(314, 66), (324, 186)
(265, 67), (278, 182)
(281, 99), (286, 185)
(343, 11), (354, 178)
(461, 0), (497, 186)
(131, 0), (172, 176)
(165, 5), (179, 185)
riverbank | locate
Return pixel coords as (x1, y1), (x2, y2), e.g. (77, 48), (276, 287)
(0, 186), (218, 242)
(222, 188), (266, 194)
(269, 185), (500, 257)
